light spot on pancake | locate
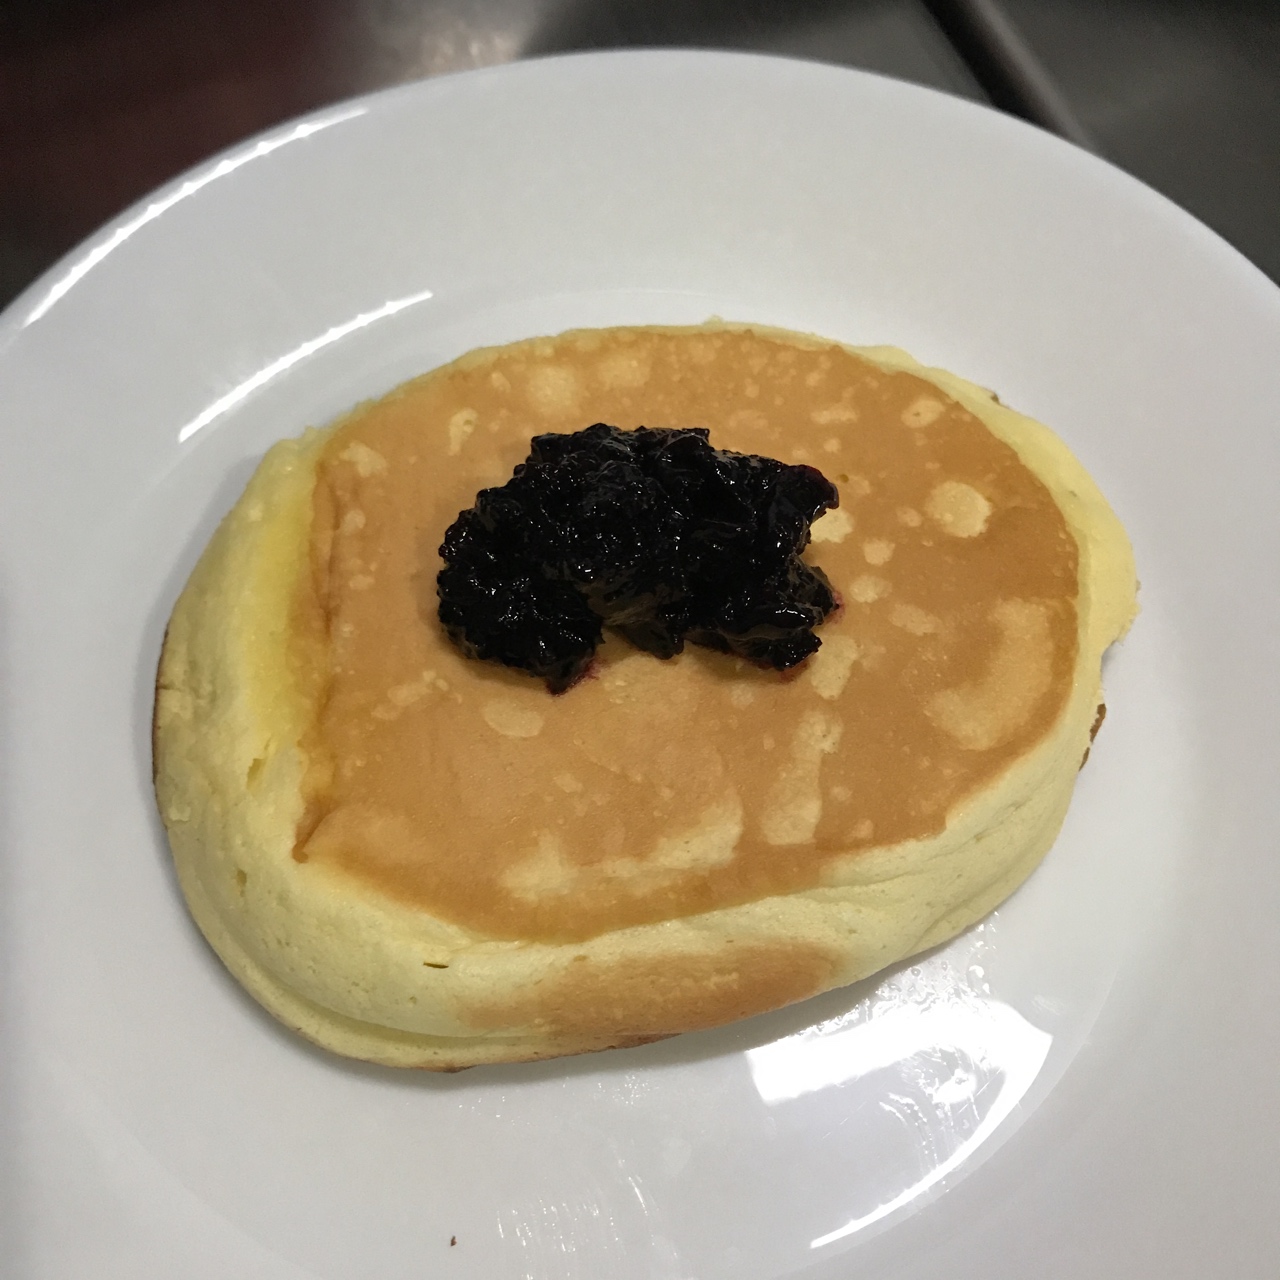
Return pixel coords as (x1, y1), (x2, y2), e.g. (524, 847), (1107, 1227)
(727, 409), (768, 432)
(245, 501), (264, 523)
(853, 818), (874, 839)
(890, 602), (943, 635)
(370, 678), (431, 721)
(165, 801), (192, 823)
(482, 700), (545, 738)
(686, 337), (720, 364)
(845, 474), (872, 497)
(812, 403), (858, 425)
(810, 508), (853, 543)
(502, 797), (742, 900)
(792, 446), (813, 462)
(897, 505), (923, 528)
(447, 408), (477, 455)
(925, 599), (1054, 751)
(340, 508), (366, 535)
(489, 370), (511, 393)
(830, 784), (852, 803)
(502, 833), (577, 899)
(744, 379), (760, 398)
(902, 396), (945, 428)
(805, 367), (827, 387)
(822, 437), (841, 453)
(807, 636), (861, 700)
(855, 645), (885, 675)
(927, 480), (992, 537)
(630, 796), (743, 876)
(863, 538), (894, 565)
(850, 575), (890, 604)
(339, 442), (387, 477)
(596, 349), (650, 390)
(348, 574), (375, 591)
(388, 680), (429, 708)
(728, 683), (756, 709)
(526, 365), (582, 416)
(599, 654), (659, 705)
(761, 709), (842, 845)
(367, 672), (435, 715)
(554, 773), (583, 794)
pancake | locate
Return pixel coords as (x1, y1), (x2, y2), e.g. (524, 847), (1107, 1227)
(153, 323), (1137, 1069)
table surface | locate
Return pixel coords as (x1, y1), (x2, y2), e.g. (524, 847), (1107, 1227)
(3, 0), (1278, 300)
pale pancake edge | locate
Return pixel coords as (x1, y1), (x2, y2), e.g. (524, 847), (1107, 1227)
(153, 324), (1137, 1069)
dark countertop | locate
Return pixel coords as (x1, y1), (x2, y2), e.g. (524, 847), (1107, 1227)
(989, 0), (1280, 282)
(3, 0), (1278, 308)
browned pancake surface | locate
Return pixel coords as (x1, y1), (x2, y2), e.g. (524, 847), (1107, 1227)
(292, 328), (1078, 942)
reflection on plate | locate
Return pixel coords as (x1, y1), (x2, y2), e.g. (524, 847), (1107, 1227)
(1, 48), (1276, 1280)
(747, 926), (1052, 1247)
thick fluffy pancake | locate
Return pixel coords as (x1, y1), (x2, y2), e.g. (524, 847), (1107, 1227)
(154, 324), (1137, 1069)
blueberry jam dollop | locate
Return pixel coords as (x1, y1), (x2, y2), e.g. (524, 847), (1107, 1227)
(437, 424), (840, 692)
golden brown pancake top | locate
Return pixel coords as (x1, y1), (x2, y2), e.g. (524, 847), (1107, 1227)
(292, 328), (1078, 942)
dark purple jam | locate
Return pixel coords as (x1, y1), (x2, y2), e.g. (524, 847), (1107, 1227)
(437, 424), (840, 692)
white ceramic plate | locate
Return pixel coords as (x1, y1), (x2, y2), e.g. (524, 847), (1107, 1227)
(2, 49), (1277, 1280)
